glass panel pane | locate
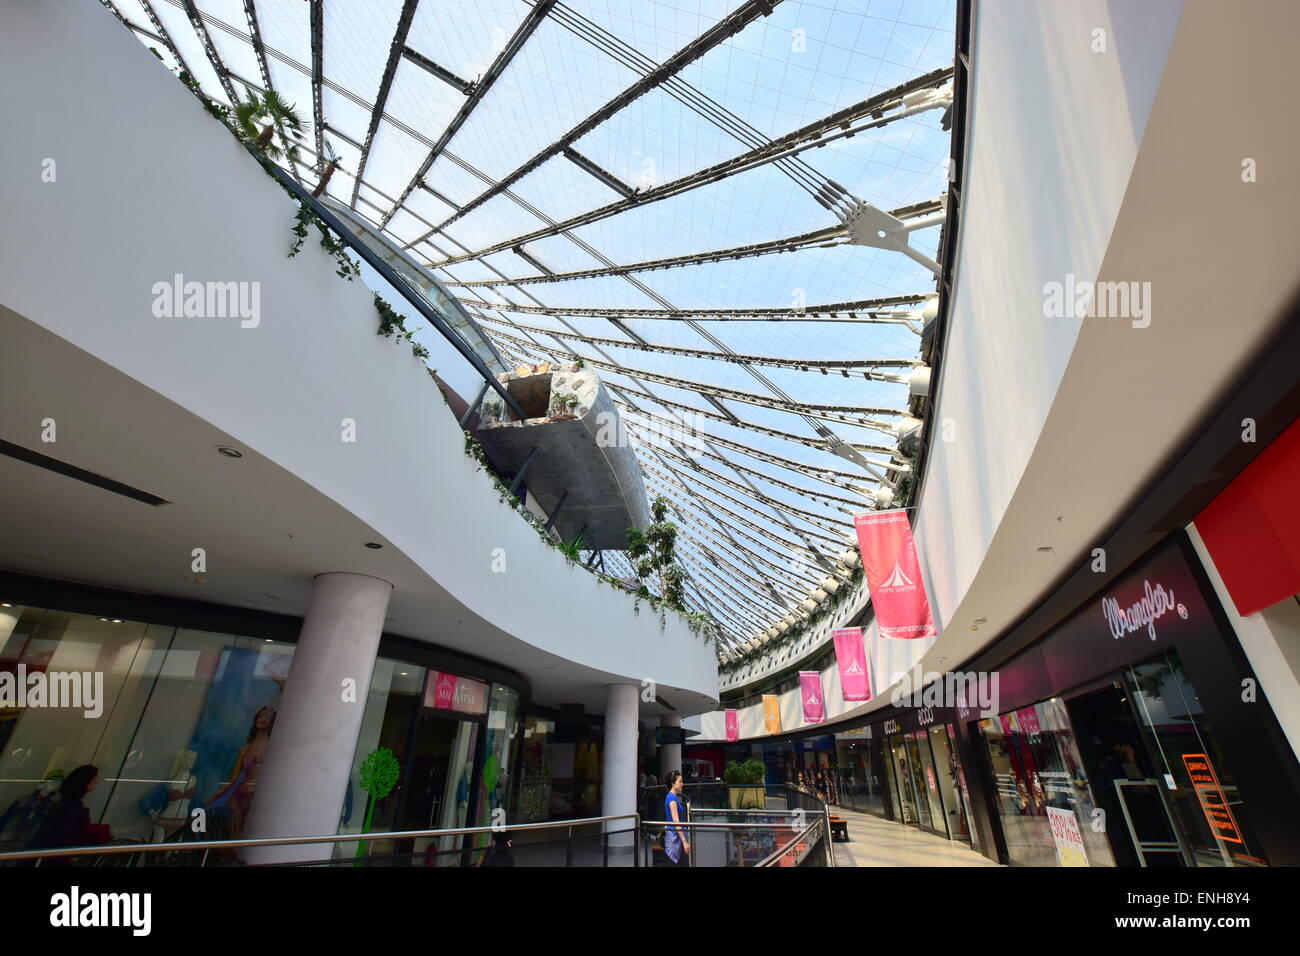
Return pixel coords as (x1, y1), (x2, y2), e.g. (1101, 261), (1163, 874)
(1125, 650), (1269, 867)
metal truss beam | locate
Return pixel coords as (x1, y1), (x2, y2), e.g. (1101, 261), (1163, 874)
(381, 0), (558, 226)
(417, 0), (786, 239)
(428, 67), (953, 264)
(349, 0), (420, 208)
(456, 294), (932, 325)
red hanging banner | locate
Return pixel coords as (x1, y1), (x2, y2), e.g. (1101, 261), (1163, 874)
(853, 509), (938, 640)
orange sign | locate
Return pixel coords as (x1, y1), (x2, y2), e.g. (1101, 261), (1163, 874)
(1181, 753), (1243, 844)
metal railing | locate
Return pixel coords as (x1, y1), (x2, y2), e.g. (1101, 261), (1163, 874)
(0, 813), (640, 868)
(641, 808), (831, 867)
(756, 817), (831, 867)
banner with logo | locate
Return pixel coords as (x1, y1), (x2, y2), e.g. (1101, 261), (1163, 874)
(725, 709), (739, 742)
(832, 627), (872, 701)
(799, 671), (825, 724)
(762, 695), (781, 734)
(853, 509), (937, 640)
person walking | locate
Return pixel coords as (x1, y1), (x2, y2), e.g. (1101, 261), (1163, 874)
(662, 770), (690, 868)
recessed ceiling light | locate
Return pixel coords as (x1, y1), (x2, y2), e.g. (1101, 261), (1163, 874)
(265, 593), (283, 600)
(400, 672), (408, 676)
(364, 542), (383, 550)
(216, 446), (243, 459)
(1036, 546), (1054, 554)
(1, 603), (12, 608)
(265, 639), (273, 643)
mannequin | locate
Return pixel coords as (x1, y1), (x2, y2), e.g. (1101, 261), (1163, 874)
(150, 750), (198, 843)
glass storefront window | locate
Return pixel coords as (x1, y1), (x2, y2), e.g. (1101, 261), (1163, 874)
(468, 683), (520, 859)
(512, 715), (554, 824)
(912, 730), (947, 836)
(336, 660), (426, 858)
(1123, 650), (1268, 867)
(928, 726), (968, 842)
(0, 604), (296, 851)
(979, 698), (1116, 867)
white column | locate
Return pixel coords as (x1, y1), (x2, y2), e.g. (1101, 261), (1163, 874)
(659, 714), (682, 780)
(601, 682), (640, 856)
(242, 572), (392, 864)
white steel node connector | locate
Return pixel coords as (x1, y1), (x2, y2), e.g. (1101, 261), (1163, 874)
(840, 198), (946, 278)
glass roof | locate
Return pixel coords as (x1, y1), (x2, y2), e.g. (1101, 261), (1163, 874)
(107, 0), (956, 655)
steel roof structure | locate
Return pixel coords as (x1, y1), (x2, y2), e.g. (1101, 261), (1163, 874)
(104, 0), (956, 656)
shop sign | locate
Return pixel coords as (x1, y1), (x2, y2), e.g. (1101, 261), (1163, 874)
(1101, 580), (1187, 642)
(882, 717), (901, 735)
(424, 670), (487, 715)
(1181, 753), (1243, 844)
(853, 510), (937, 640)
(926, 766), (937, 793)
(1045, 806), (1090, 867)
(725, 709), (739, 742)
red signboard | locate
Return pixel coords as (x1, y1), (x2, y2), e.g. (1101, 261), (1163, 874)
(424, 669), (487, 715)
(1181, 753), (1243, 844)
(1195, 415), (1300, 615)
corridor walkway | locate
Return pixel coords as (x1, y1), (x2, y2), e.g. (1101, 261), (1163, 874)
(828, 806), (1000, 867)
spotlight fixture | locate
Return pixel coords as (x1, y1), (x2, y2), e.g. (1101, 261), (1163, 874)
(216, 446), (243, 459)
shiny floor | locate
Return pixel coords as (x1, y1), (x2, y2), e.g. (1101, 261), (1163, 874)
(830, 806), (1001, 867)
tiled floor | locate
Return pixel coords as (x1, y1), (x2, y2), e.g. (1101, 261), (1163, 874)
(828, 806), (1000, 867)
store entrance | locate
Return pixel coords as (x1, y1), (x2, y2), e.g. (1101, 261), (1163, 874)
(1065, 684), (1171, 867)
(1066, 650), (1270, 867)
(395, 711), (479, 866)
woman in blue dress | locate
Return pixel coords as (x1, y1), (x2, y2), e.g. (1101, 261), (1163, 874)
(663, 770), (690, 867)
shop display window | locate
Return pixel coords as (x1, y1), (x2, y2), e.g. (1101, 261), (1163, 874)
(979, 698), (1116, 867)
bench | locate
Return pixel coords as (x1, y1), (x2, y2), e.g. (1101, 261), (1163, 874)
(829, 816), (849, 842)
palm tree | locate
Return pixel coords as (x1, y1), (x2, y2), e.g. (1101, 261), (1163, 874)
(312, 138), (341, 198)
(234, 90), (306, 162)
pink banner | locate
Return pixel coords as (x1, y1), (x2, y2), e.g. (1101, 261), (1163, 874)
(832, 627), (872, 702)
(725, 709), (739, 742)
(853, 509), (938, 640)
(799, 671), (825, 724)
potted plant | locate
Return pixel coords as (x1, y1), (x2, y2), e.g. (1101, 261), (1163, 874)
(723, 757), (766, 810)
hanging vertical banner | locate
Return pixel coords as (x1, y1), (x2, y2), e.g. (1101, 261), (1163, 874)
(853, 509), (938, 639)
(832, 627), (873, 701)
(725, 709), (739, 742)
(799, 671), (825, 724)
(762, 695), (781, 734)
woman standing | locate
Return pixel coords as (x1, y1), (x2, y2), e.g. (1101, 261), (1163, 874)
(663, 770), (690, 868)
(37, 765), (112, 865)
